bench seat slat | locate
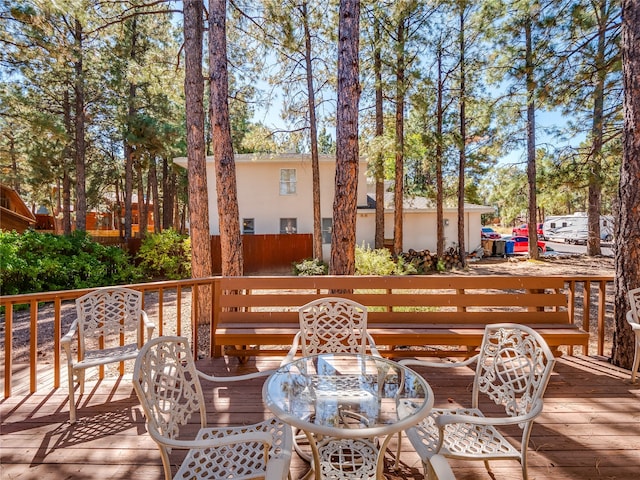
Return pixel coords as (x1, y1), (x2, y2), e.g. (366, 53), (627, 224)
(214, 325), (588, 348)
(219, 292), (568, 309)
(219, 310), (572, 324)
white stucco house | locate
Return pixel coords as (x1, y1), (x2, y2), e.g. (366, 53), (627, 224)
(174, 153), (494, 259)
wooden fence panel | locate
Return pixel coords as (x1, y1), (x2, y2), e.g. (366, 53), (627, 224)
(211, 234), (312, 274)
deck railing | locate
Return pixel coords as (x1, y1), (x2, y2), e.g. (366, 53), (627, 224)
(0, 275), (614, 399)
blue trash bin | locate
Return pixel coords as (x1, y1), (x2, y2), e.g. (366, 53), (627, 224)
(505, 240), (515, 256)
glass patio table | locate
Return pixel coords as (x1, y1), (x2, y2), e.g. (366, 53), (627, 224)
(262, 352), (434, 480)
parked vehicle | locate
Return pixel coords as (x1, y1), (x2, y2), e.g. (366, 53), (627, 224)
(512, 223), (543, 237)
(481, 227), (501, 240)
(542, 216), (576, 240)
(507, 235), (547, 254)
(549, 226), (577, 242)
(542, 213), (614, 242)
(560, 228), (614, 245)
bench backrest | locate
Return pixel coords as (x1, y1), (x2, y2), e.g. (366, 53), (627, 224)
(214, 275), (570, 329)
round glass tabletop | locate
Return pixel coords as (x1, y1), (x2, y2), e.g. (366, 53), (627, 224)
(263, 353), (434, 439)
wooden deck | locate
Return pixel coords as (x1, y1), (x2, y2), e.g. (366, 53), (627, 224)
(1, 354), (640, 479)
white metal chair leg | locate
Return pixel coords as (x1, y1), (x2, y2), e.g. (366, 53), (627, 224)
(394, 431), (402, 469)
(67, 369), (76, 424)
(631, 340), (640, 383)
(78, 369), (85, 394)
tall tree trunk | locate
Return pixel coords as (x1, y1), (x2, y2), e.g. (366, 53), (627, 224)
(330, 0), (360, 275)
(374, 13), (385, 250)
(149, 158), (160, 233)
(612, 0), (640, 370)
(136, 164), (148, 238)
(115, 177), (122, 236)
(209, 0), (242, 276)
(73, 18), (87, 232)
(123, 136), (134, 240)
(393, 17), (406, 257)
(525, 16), (539, 259)
(162, 157), (175, 230)
(302, 1), (323, 261)
(436, 40), (445, 259)
(587, 0), (608, 256)
(123, 18), (138, 241)
(6, 129), (19, 193)
(62, 89), (72, 235)
(185, 0), (213, 332)
(457, 7), (466, 265)
(62, 168), (72, 235)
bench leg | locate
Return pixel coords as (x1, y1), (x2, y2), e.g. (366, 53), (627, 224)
(236, 345), (251, 365)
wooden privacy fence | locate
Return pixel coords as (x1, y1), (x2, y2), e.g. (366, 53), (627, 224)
(210, 234), (313, 274)
(0, 274), (614, 399)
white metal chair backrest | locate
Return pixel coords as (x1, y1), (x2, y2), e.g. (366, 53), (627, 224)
(76, 287), (145, 357)
(472, 323), (556, 421)
(626, 288), (640, 382)
(629, 287), (640, 325)
(133, 336), (206, 441)
(297, 297), (369, 357)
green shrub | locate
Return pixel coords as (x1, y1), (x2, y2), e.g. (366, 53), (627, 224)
(354, 244), (417, 275)
(0, 230), (140, 295)
(135, 229), (191, 280)
(293, 258), (328, 276)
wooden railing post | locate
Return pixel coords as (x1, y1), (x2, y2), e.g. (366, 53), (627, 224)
(192, 285), (199, 359)
(583, 281), (591, 356)
(177, 285), (183, 336)
(158, 288), (164, 336)
(4, 303), (13, 398)
(598, 280), (607, 356)
(211, 279), (222, 358)
(54, 297), (61, 389)
(30, 300), (38, 393)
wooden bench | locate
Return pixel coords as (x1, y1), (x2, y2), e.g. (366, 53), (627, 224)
(212, 275), (589, 359)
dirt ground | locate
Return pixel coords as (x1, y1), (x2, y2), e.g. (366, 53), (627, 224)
(465, 253), (615, 277)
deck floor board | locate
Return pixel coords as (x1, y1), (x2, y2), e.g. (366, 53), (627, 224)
(2, 354), (640, 479)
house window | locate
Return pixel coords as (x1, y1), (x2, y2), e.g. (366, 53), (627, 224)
(243, 218), (255, 234)
(322, 218), (332, 244)
(280, 218), (297, 234)
(280, 169), (297, 195)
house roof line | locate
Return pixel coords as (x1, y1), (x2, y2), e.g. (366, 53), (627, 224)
(174, 153), (353, 165)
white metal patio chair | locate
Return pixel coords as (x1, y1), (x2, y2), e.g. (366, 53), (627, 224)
(400, 323), (556, 480)
(61, 287), (154, 423)
(132, 336), (293, 480)
(281, 296), (381, 366)
(280, 297), (382, 475)
(626, 287), (640, 382)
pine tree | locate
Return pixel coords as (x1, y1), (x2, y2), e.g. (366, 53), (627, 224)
(612, 0), (640, 370)
(331, 0), (360, 275)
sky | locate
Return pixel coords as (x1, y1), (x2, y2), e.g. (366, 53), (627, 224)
(251, 93), (585, 167)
